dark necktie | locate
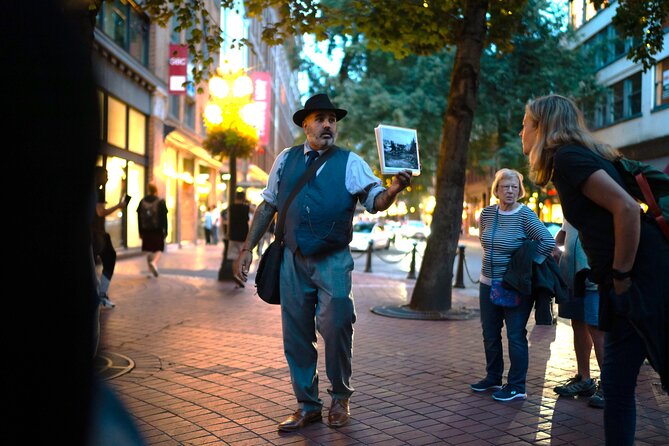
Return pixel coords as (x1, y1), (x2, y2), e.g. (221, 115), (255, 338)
(305, 150), (320, 168)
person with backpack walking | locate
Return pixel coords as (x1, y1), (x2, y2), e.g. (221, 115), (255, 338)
(137, 183), (168, 277)
(521, 94), (668, 445)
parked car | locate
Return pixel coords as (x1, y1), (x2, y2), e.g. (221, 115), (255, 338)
(350, 221), (392, 251)
(400, 220), (431, 240)
(543, 222), (562, 238)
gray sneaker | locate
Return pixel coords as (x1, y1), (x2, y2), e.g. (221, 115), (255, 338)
(554, 375), (596, 397)
(588, 381), (605, 409)
(147, 257), (159, 277)
(100, 295), (116, 308)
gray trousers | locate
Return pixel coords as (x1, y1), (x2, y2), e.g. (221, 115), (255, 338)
(280, 246), (356, 411)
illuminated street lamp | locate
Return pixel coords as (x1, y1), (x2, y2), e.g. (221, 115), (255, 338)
(202, 68), (258, 281)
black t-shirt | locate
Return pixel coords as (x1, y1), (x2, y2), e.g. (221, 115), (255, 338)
(552, 144), (626, 282)
(228, 202), (250, 242)
(91, 187), (106, 236)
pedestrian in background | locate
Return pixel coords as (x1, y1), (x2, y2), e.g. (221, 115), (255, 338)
(521, 93), (668, 445)
(211, 205), (220, 244)
(92, 166), (129, 308)
(203, 206), (213, 244)
(233, 93), (412, 431)
(227, 190), (250, 257)
(553, 219), (605, 408)
(471, 168), (555, 401)
(137, 183), (168, 277)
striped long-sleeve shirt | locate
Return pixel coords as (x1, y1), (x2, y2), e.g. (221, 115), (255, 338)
(479, 204), (555, 285)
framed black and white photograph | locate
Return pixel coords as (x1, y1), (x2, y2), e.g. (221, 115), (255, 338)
(374, 124), (421, 176)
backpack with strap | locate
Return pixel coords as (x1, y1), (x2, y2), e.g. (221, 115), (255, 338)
(139, 199), (161, 231)
(615, 158), (669, 240)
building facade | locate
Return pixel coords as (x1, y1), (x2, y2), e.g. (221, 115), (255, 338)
(570, 0), (669, 171)
(91, 1), (301, 253)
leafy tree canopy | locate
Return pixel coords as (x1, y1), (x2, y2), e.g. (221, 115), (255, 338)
(302, 0), (602, 200)
(89, 1), (666, 87)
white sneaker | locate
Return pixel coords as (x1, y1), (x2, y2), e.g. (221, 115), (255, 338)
(100, 296), (116, 308)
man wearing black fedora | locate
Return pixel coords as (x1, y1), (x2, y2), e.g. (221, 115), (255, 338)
(234, 93), (412, 431)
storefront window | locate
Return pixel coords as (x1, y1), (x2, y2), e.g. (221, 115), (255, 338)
(104, 157), (128, 248)
(126, 161), (145, 248)
(107, 96), (127, 149)
(164, 148), (178, 243)
(128, 108), (146, 155)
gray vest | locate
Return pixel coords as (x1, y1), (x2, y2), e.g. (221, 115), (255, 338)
(277, 146), (357, 256)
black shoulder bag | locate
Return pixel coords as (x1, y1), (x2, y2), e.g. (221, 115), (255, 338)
(255, 147), (337, 304)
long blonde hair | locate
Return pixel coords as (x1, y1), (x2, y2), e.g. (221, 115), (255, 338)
(525, 94), (620, 186)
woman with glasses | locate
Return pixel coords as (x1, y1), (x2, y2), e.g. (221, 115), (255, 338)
(470, 168), (555, 401)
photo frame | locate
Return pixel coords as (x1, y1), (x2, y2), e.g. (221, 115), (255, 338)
(374, 124), (421, 176)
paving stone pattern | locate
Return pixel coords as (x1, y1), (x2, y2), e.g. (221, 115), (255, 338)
(101, 244), (668, 445)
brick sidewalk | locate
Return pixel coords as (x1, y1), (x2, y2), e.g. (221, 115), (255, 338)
(99, 244), (668, 445)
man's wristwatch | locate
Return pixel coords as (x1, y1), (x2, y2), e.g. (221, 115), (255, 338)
(611, 268), (633, 280)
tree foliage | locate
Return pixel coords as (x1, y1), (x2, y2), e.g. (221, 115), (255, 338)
(89, 1), (666, 90)
(235, 0), (665, 312)
(300, 1), (602, 214)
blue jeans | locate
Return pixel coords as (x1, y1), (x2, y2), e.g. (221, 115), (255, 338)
(479, 283), (533, 392)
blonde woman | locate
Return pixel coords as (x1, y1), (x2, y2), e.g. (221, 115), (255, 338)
(521, 94), (668, 445)
(472, 168), (555, 401)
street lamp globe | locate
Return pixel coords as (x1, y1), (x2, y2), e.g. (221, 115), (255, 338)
(204, 103), (223, 125)
(209, 76), (229, 99)
(232, 74), (253, 97)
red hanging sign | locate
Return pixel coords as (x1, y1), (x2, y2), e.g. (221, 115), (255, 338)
(168, 44), (188, 95)
(251, 72), (272, 146)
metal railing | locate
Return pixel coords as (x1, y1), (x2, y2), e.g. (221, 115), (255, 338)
(357, 239), (480, 285)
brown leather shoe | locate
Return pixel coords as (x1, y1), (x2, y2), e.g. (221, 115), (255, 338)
(277, 409), (322, 432)
(328, 398), (350, 427)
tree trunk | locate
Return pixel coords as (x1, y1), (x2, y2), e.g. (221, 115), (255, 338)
(408, 0), (489, 311)
(219, 155), (237, 280)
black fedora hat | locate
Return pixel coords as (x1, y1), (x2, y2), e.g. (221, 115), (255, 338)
(292, 94), (347, 127)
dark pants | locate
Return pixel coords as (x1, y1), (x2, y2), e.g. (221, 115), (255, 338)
(601, 310), (646, 446)
(96, 233), (116, 281)
(479, 283), (533, 392)
(599, 220), (669, 445)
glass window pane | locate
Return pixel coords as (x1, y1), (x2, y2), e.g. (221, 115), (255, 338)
(107, 96), (127, 148)
(129, 9), (149, 65)
(165, 148), (178, 243)
(170, 15), (181, 44)
(126, 161), (144, 249)
(105, 157), (127, 247)
(628, 72), (641, 115)
(170, 95), (180, 120)
(104, 0), (128, 49)
(185, 100), (195, 129)
(128, 108), (146, 155)
(612, 82), (624, 121)
(657, 58), (669, 107)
